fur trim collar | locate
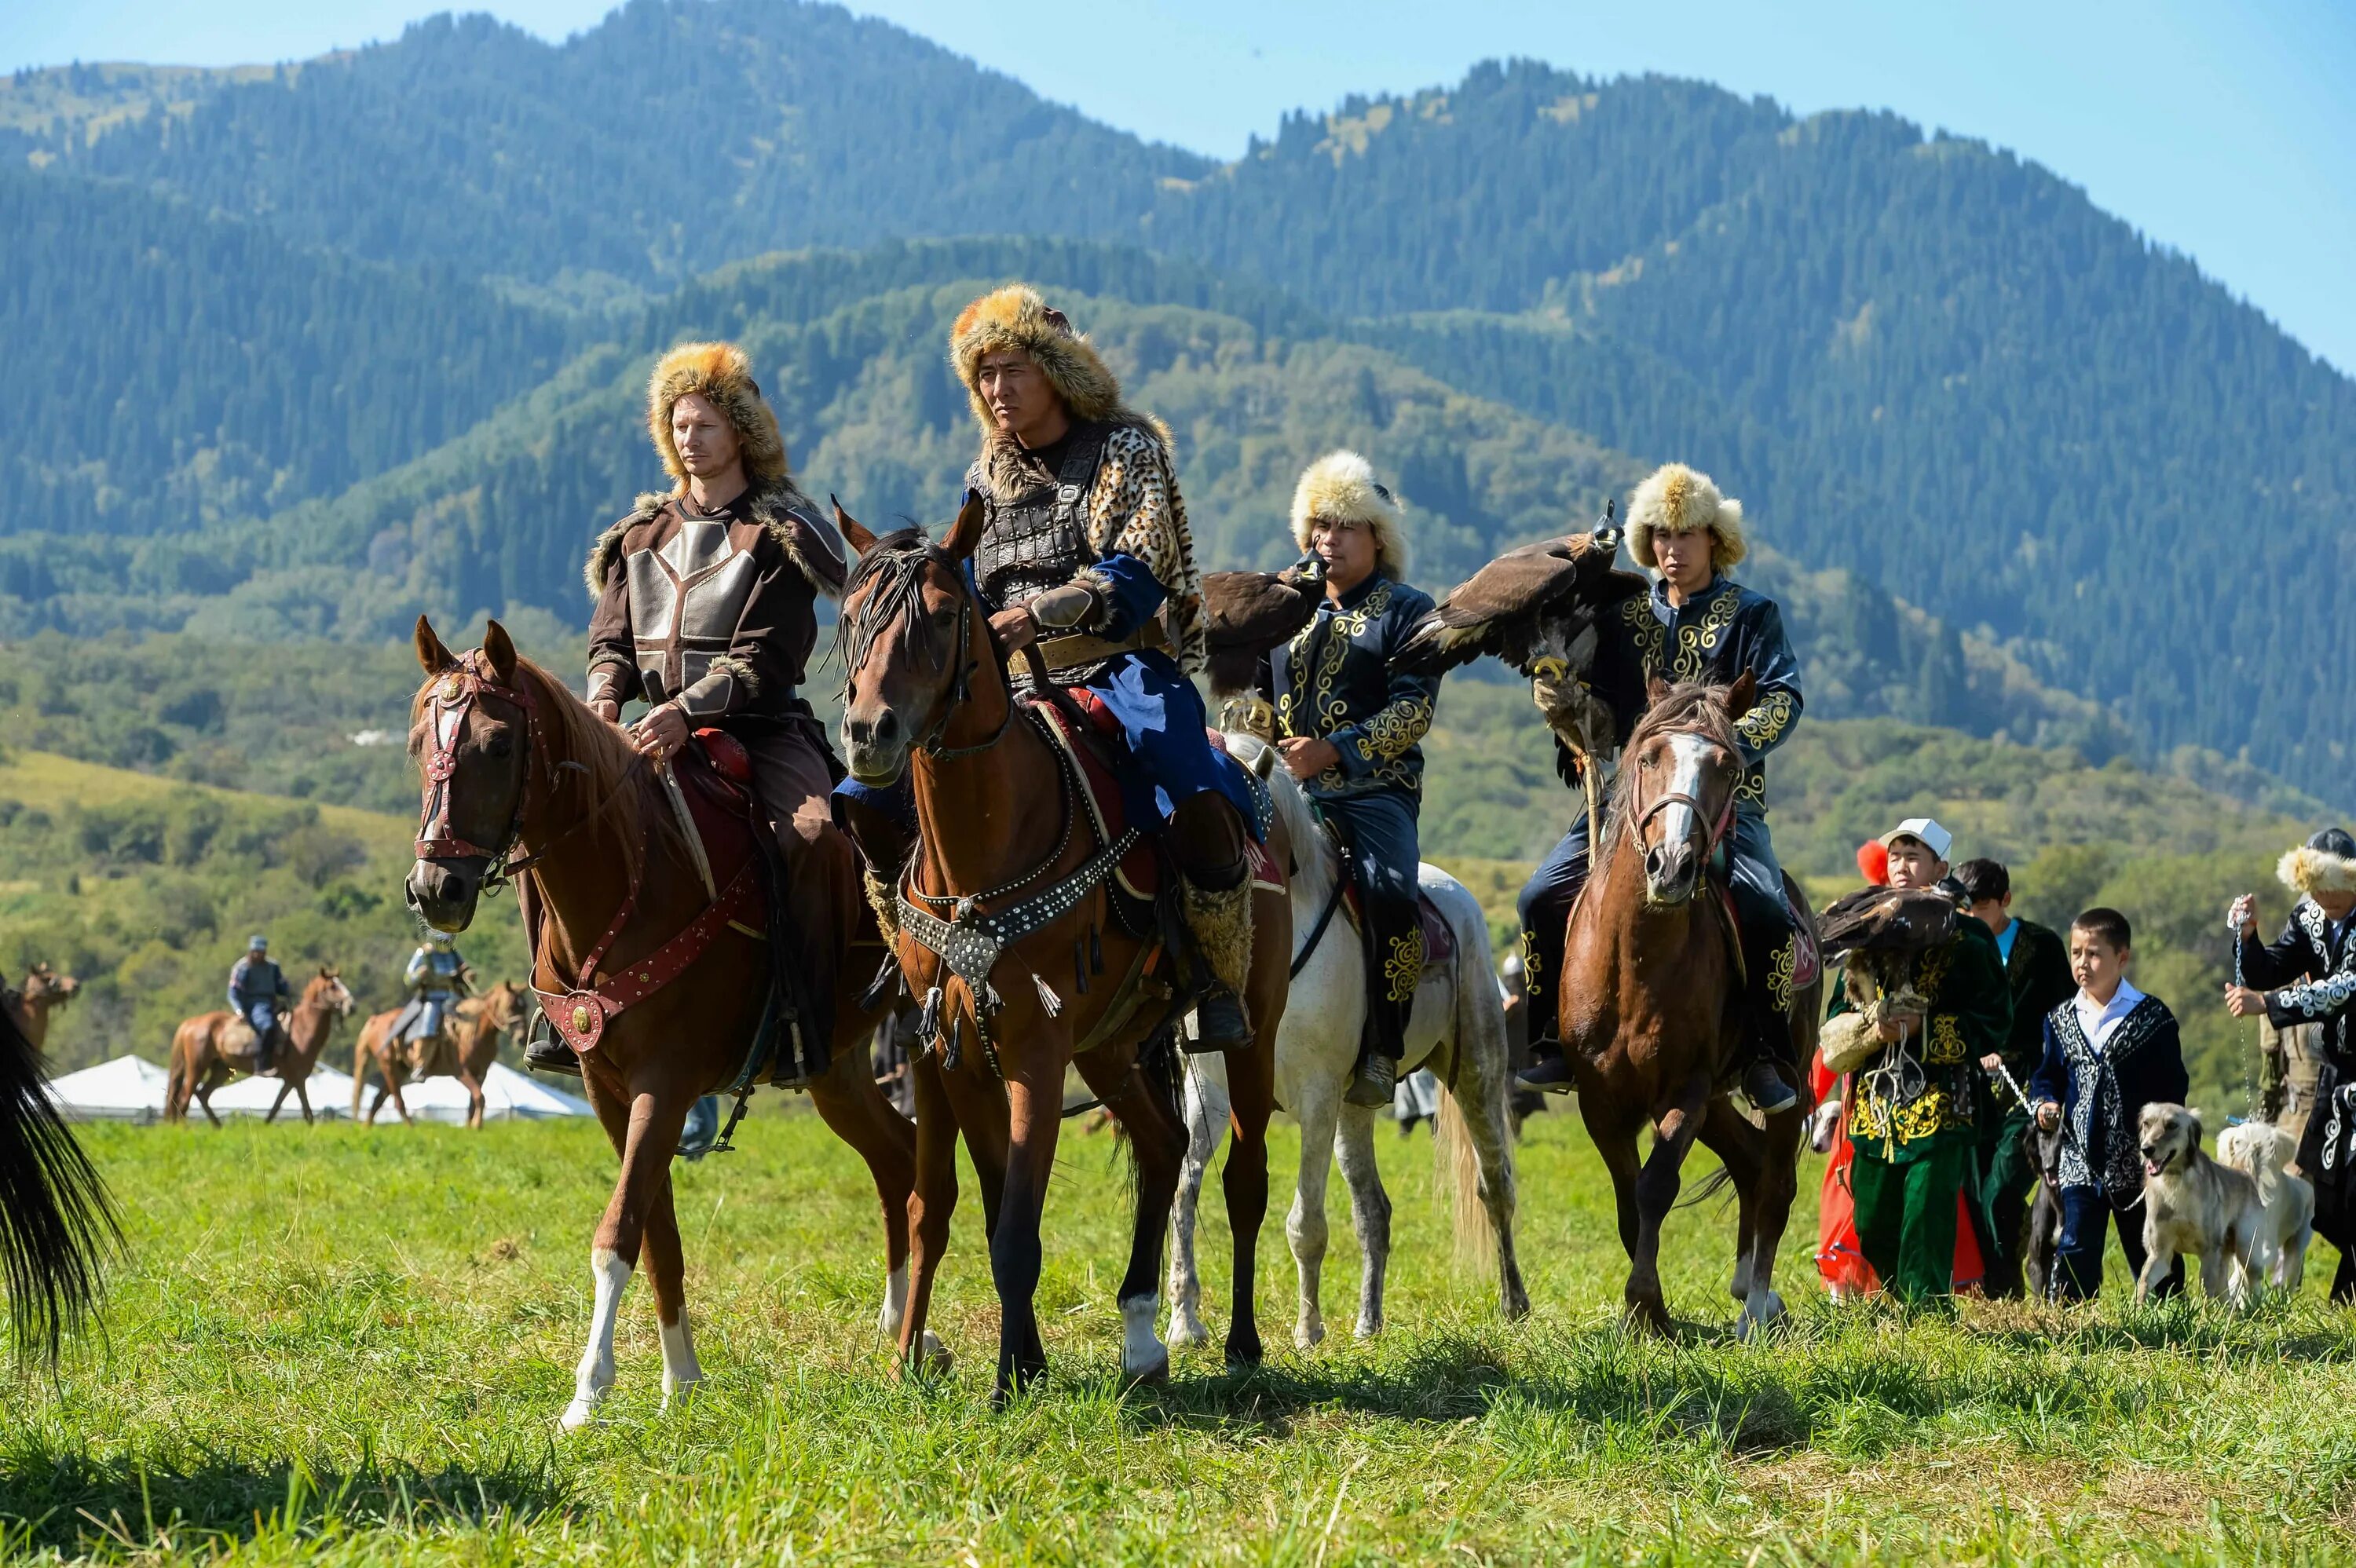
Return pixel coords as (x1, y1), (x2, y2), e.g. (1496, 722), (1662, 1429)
(2280, 844), (2356, 895)
(1289, 449), (1409, 580)
(646, 341), (790, 488)
(973, 409), (1169, 506)
(1628, 461), (1746, 572)
(950, 285), (1122, 434)
(584, 479), (844, 601)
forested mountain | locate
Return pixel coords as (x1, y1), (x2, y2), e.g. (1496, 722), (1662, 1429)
(4, 0), (2351, 803)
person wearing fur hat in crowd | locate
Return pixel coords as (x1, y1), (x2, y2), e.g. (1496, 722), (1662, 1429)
(2228, 826), (2356, 1302)
(1516, 462), (1808, 1117)
(525, 341), (854, 1080)
(1253, 451), (1440, 1106)
(833, 285), (1266, 1051)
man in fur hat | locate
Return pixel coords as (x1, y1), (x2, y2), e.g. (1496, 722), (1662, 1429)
(525, 341), (854, 1079)
(836, 286), (1264, 1050)
(2229, 825), (2356, 1302)
(1258, 450), (1440, 1106)
(1516, 462), (1807, 1114)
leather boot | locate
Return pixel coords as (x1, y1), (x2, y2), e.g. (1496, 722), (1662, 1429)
(1345, 1050), (1396, 1108)
(525, 1003), (582, 1076)
(1738, 930), (1799, 1113)
(1170, 793), (1256, 1054)
(1515, 1047), (1577, 1095)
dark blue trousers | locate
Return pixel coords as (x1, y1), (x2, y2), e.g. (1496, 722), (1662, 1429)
(2052, 1185), (2182, 1302)
(1315, 787), (1421, 1061)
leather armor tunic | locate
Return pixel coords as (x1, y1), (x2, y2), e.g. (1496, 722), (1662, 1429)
(970, 424), (1109, 613)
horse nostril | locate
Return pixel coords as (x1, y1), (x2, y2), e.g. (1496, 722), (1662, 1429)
(872, 710), (901, 746)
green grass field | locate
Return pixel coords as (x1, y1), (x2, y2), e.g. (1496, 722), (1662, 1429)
(5, 1107), (2353, 1563)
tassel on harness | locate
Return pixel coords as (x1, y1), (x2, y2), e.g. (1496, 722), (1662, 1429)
(1034, 973), (1063, 1019)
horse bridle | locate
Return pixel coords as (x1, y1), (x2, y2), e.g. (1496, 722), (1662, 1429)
(840, 542), (1017, 762)
(1623, 732), (1740, 859)
(414, 651), (544, 889)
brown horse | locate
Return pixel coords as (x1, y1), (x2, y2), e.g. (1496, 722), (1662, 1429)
(351, 980), (527, 1129)
(1560, 674), (1816, 1336)
(164, 967), (356, 1126)
(834, 503), (1291, 1397)
(1, 982), (115, 1363)
(403, 618), (916, 1429)
(5, 963), (81, 1054)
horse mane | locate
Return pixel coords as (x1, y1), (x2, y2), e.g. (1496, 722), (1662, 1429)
(833, 527), (953, 697)
(1604, 679), (1746, 832)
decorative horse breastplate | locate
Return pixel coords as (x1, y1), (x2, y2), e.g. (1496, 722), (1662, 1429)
(971, 425), (1107, 612)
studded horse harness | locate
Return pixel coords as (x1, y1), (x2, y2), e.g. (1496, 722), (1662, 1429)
(412, 651), (761, 1059)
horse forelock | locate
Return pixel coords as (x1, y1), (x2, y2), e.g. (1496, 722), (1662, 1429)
(1606, 680), (1744, 830)
(834, 528), (964, 699)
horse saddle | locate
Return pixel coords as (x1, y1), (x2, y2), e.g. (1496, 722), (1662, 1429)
(1317, 831), (1457, 975)
(221, 1016), (278, 1074)
(1025, 689), (1285, 911)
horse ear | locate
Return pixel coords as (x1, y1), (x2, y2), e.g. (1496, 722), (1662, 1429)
(415, 616), (457, 674)
(943, 488), (987, 561)
(1725, 670), (1758, 722)
(832, 495), (877, 556)
(482, 620), (518, 682)
(1644, 674), (1671, 708)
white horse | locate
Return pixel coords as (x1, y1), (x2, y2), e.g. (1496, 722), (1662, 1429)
(1169, 729), (1530, 1349)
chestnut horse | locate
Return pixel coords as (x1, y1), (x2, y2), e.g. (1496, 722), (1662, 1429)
(5, 963), (81, 1054)
(403, 619), (916, 1429)
(834, 503), (1291, 1398)
(351, 980), (527, 1129)
(164, 967), (356, 1126)
(1560, 674), (1816, 1336)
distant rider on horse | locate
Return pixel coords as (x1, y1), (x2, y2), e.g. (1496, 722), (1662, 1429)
(1516, 462), (1806, 1114)
(833, 285), (1264, 1051)
(1257, 450), (1440, 1106)
(525, 341), (855, 1077)
(227, 934), (291, 1072)
(394, 930), (469, 1065)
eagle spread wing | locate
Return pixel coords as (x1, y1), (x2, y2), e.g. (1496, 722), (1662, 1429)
(1198, 569), (1320, 696)
(1399, 517), (1645, 678)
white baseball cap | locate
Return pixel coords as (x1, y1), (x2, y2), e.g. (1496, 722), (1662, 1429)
(1879, 817), (1954, 861)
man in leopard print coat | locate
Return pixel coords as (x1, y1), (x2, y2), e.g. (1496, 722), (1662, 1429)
(833, 285), (1265, 1052)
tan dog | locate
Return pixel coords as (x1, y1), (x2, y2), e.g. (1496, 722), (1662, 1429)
(2215, 1120), (2316, 1292)
(2136, 1104), (2270, 1308)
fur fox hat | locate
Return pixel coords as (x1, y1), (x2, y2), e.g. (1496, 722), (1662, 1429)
(2280, 827), (2356, 897)
(1627, 462), (1746, 573)
(1290, 451), (1409, 579)
(949, 285), (1123, 433)
(646, 341), (789, 488)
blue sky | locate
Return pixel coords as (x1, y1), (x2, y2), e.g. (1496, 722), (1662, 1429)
(9, 0), (2351, 372)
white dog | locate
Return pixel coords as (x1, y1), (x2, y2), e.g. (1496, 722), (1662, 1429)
(2135, 1104), (2270, 1308)
(2214, 1120), (2316, 1292)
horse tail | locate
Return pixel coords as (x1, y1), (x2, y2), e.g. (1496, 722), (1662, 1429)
(1674, 1163), (1738, 1212)
(1436, 875), (1509, 1274)
(0, 992), (117, 1363)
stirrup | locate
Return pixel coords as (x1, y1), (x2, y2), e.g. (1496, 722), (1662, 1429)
(1515, 1046), (1577, 1095)
(1345, 1051), (1396, 1109)
(1187, 989), (1252, 1054)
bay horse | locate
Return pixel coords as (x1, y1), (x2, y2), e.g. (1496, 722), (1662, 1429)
(164, 967), (356, 1126)
(1560, 674), (1816, 1336)
(833, 501), (1291, 1397)
(403, 618), (916, 1429)
(351, 980), (527, 1129)
(0, 975), (115, 1362)
(5, 963), (81, 1054)
(1172, 725), (1527, 1350)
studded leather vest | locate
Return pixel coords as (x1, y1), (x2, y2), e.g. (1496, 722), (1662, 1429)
(971, 424), (1109, 612)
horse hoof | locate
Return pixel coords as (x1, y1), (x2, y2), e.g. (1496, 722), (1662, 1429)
(1168, 1314), (1210, 1351)
(660, 1375), (704, 1412)
(1124, 1355), (1170, 1387)
(558, 1396), (600, 1431)
(1352, 1318), (1384, 1342)
(1293, 1318), (1326, 1351)
(1502, 1290), (1533, 1322)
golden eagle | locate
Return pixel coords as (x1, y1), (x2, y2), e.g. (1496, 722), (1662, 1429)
(1397, 511), (1647, 682)
(1198, 567), (1322, 696)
